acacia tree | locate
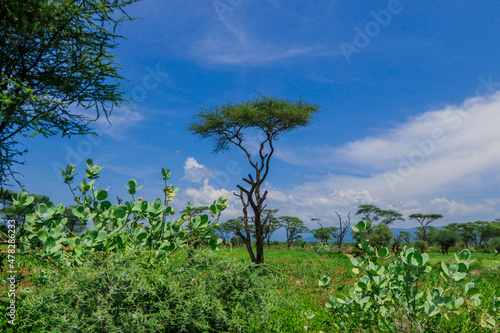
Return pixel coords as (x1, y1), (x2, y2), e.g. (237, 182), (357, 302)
(470, 221), (500, 247)
(279, 216), (308, 248)
(188, 95), (319, 264)
(0, 0), (137, 184)
(311, 218), (338, 244)
(356, 205), (403, 225)
(408, 213), (443, 243)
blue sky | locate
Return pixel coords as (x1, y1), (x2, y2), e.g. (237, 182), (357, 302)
(15, 0), (500, 230)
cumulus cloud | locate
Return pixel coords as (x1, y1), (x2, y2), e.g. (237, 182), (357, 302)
(184, 178), (240, 217)
(270, 92), (500, 226)
(182, 157), (214, 183)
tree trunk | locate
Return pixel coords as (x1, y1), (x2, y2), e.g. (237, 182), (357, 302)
(236, 230), (256, 262)
(253, 212), (265, 264)
(244, 237), (256, 262)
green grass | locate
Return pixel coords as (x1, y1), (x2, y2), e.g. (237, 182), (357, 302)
(1, 246), (499, 332)
(221, 246), (500, 332)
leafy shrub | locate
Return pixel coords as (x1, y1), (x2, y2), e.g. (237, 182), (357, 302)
(313, 242), (331, 255)
(8, 250), (272, 333)
(489, 237), (500, 256)
(429, 229), (460, 254)
(318, 221), (500, 332)
(412, 240), (429, 253)
(367, 223), (393, 248)
(15, 160), (226, 267)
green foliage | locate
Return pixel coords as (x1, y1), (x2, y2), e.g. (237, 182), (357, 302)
(489, 237), (500, 256)
(367, 223), (393, 248)
(16, 160), (227, 267)
(5, 250), (272, 333)
(471, 221), (500, 247)
(280, 216), (308, 247)
(413, 240), (429, 254)
(319, 221), (499, 332)
(0, 0), (138, 184)
(429, 229), (460, 254)
(187, 94), (319, 153)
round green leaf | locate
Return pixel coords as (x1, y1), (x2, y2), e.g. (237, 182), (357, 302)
(82, 236), (94, 248)
(136, 231), (148, 241)
(95, 230), (108, 243)
(358, 221), (366, 231)
(95, 190), (108, 201)
(459, 249), (471, 261)
(43, 236), (56, 252)
(85, 158), (93, 169)
(37, 229), (49, 242)
(65, 164), (75, 175)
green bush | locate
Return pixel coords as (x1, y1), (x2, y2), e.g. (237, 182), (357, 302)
(367, 223), (393, 248)
(489, 237), (500, 256)
(15, 160), (226, 267)
(6, 250), (272, 333)
(413, 240), (429, 253)
(313, 242), (330, 255)
(318, 221), (500, 332)
(429, 229), (460, 254)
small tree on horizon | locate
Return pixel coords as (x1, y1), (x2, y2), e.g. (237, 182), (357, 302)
(260, 209), (282, 249)
(429, 229), (460, 254)
(213, 220), (234, 245)
(279, 216), (308, 248)
(311, 218), (339, 244)
(408, 213), (443, 243)
(188, 95), (319, 264)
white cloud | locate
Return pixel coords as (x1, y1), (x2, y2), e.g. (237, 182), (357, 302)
(182, 157), (214, 183)
(184, 178), (240, 217)
(68, 105), (145, 141)
(269, 92), (500, 225)
(191, 19), (332, 65)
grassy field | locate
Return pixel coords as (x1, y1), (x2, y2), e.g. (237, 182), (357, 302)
(0, 245), (499, 332)
(220, 246), (500, 332)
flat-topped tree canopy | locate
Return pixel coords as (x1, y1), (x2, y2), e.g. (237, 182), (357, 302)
(409, 213), (443, 243)
(188, 95), (319, 154)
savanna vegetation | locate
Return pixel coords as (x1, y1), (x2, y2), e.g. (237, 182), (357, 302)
(1, 1), (499, 332)
(0, 172), (499, 332)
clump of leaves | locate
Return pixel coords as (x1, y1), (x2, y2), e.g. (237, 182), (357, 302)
(16, 159), (227, 267)
(318, 221), (499, 332)
(8, 250), (273, 333)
